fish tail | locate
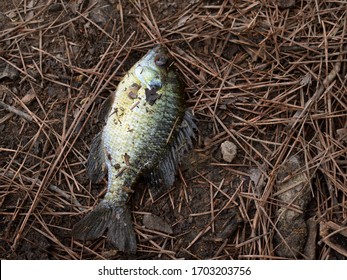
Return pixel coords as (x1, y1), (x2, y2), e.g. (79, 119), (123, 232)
(72, 202), (137, 254)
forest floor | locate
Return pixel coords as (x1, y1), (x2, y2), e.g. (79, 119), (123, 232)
(1, 0), (347, 259)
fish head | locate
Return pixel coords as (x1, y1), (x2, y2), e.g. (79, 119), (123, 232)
(142, 45), (170, 68)
(133, 46), (171, 90)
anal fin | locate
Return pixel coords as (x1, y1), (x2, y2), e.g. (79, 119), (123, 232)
(87, 93), (114, 183)
(97, 92), (115, 123)
(86, 132), (107, 183)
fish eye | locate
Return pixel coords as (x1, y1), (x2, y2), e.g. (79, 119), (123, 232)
(154, 54), (168, 67)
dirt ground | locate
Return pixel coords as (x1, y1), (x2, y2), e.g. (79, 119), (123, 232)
(1, 0), (347, 260)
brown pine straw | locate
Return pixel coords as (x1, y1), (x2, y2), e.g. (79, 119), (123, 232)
(1, 0), (347, 259)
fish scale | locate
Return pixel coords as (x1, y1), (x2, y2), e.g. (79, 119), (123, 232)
(72, 46), (195, 254)
(103, 78), (184, 203)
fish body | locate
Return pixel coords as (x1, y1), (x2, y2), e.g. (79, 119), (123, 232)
(72, 46), (195, 253)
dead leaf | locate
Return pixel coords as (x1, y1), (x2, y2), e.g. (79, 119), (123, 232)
(143, 214), (173, 234)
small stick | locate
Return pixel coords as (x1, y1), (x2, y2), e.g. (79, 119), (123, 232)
(4, 170), (83, 211)
(287, 45), (347, 129)
(304, 217), (317, 259)
(0, 88), (36, 124)
(47, 184), (84, 211)
(0, 100), (33, 122)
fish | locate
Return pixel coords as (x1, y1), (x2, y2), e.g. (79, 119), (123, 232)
(71, 46), (196, 253)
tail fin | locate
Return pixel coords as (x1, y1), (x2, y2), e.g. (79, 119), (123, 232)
(72, 202), (137, 254)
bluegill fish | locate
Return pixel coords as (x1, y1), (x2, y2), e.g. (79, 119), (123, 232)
(72, 46), (195, 253)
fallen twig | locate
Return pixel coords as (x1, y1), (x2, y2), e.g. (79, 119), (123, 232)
(0, 100), (33, 122)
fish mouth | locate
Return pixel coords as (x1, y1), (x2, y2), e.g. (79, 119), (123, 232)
(152, 45), (169, 67)
(143, 45), (170, 69)
(133, 45), (171, 90)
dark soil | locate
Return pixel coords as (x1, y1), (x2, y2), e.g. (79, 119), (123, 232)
(1, 0), (347, 260)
